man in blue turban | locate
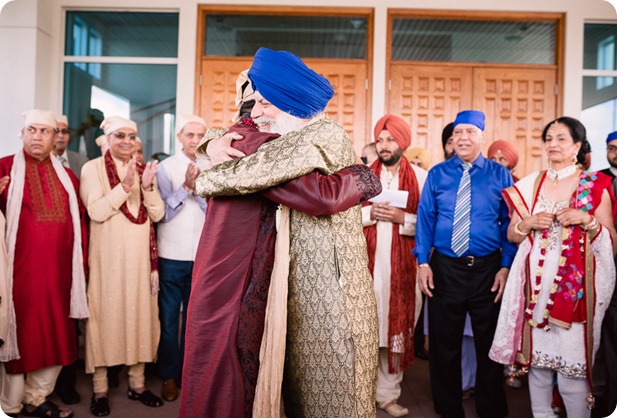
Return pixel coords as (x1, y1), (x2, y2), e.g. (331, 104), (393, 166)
(190, 49), (380, 418)
(415, 110), (514, 418)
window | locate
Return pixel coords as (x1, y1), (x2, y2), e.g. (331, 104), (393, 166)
(391, 19), (556, 64)
(63, 11), (179, 159)
(204, 14), (367, 59)
(582, 23), (617, 171)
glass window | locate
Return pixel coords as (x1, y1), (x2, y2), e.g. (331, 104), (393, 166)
(391, 19), (556, 65)
(205, 14), (367, 58)
(63, 12), (179, 160)
(63, 63), (177, 160)
(584, 24), (617, 70)
(65, 12), (179, 58)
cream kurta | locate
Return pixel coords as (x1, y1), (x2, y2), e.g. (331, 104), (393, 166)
(196, 118), (379, 418)
(80, 156), (165, 373)
(361, 163), (427, 347)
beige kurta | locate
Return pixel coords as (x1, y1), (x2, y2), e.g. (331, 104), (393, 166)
(80, 156), (165, 373)
(196, 118), (379, 418)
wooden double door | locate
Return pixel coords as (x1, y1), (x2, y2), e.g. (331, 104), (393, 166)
(389, 63), (558, 177)
(196, 57), (370, 158)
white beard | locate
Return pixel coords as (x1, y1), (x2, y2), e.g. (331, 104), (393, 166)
(254, 112), (304, 135)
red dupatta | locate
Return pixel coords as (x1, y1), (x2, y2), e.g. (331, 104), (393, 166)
(363, 157), (420, 373)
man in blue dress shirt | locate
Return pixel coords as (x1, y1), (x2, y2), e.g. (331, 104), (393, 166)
(414, 110), (516, 418)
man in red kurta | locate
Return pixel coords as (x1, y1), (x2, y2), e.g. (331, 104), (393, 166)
(0, 109), (88, 418)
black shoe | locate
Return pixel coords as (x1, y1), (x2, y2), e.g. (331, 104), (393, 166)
(127, 388), (164, 407)
(56, 386), (81, 405)
(90, 395), (110, 417)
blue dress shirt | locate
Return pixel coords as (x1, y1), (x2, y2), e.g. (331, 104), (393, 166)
(156, 162), (207, 223)
(413, 154), (516, 268)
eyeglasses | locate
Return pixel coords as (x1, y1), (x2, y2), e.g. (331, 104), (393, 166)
(58, 129), (70, 135)
(608, 145), (617, 153)
(112, 132), (137, 141)
(25, 126), (56, 137)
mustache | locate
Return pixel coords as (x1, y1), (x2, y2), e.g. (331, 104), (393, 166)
(253, 117), (274, 125)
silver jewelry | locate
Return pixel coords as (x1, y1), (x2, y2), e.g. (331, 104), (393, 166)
(547, 164), (577, 183)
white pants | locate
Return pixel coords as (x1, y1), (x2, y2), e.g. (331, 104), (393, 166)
(376, 348), (404, 409)
(0, 364), (61, 414)
(528, 367), (590, 418)
(92, 363), (145, 394)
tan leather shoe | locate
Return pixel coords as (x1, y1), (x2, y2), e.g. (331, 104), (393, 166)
(383, 402), (409, 417)
(161, 379), (178, 402)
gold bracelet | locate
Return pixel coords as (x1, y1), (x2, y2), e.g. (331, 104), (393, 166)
(582, 216), (599, 232)
(418, 263), (430, 268)
(514, 221), (529, 236)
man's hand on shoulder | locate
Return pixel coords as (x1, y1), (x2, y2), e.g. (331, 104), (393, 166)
(207, 132), (246, 166)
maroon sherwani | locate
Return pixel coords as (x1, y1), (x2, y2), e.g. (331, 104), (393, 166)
(181, 121), (381, 418)
(0, 151), (87, 374)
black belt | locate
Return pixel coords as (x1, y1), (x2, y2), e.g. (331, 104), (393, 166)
(441, 251), (500, 267)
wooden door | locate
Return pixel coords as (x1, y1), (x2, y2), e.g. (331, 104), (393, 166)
(473, 67), (556, 176)
(196, 58), (369, 157)
(389, 64), (473, 164)
(388, 63), (558, 176)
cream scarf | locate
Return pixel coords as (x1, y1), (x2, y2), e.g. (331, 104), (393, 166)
(1, 151), (89, 362)
(253, 206), (290, 417)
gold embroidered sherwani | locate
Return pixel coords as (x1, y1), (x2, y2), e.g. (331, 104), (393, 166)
(196, 118), (378, 418)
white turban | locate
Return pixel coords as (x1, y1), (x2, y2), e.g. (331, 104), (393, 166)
(22, 109), (57, 130)
(56, 114), (68, 126)
(175, 114), (207, 135)
(100, 116), (137, 135)
(232, 69), (254, 122)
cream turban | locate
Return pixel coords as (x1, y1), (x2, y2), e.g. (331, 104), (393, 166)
(100, 116), (137, 135)
(22, 109), (57, 129)
(232, 69), (255, 122)
(404, 147), (432, 169)
(176, 114), (207, 135)
(56, 114), (68, 126)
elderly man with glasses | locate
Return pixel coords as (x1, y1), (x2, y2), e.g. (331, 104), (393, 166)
(52, 115), (89, 179)
(80, 116), (165, 417)
(0, 109), (89, 418)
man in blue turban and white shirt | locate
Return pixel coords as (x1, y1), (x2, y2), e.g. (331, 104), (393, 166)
(192, 48), (379, 418)
(414, 110), (516, 418)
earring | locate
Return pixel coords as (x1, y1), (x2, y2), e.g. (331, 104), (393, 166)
(572, 152), (578, 165)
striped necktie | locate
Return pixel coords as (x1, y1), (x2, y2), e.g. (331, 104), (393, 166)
(57, 155), (69, 168)
(451, 162), (472, 257)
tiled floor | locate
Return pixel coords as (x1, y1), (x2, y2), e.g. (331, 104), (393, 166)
(8, 358), (542, 418)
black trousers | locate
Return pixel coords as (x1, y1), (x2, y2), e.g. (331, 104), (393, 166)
(591, 299), (617, 417)
(428, 251), (508, 418)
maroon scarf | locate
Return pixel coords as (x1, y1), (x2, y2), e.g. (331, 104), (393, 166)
(104, 151), (157, 275)
(363, 157), (420, 373)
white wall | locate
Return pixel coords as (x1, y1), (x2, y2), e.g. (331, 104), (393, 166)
(1, 0), (616, 157)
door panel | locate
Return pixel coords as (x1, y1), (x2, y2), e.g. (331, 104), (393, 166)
(389, 63), (557, 176)
(473, 67), (556, 176)
(389, 64), (473, 164)
(197, 58), (368, 157)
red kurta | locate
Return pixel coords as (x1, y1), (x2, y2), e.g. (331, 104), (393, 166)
(0, 152), (85, 374)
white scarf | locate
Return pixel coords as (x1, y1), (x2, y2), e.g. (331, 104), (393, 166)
(2, 151), (89, 361)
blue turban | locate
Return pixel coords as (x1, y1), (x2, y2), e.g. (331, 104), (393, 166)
(607, 131), (617, 144)
(454, 110), (485, 131)
(248, 48), (334, 119)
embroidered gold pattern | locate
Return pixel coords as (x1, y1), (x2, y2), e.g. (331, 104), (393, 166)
(25, 157), (67, 223)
